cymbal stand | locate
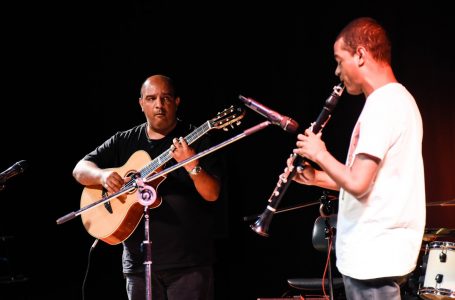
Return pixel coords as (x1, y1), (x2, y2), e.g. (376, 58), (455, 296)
(324, 219), (336, 300)
(320, 192), (336, 300)
(242, 200), (321, 222)
(133, 173), (157, 300)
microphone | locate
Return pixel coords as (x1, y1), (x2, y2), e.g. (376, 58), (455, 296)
(239, 95), (299, 133)
(0, 160), (27, 183)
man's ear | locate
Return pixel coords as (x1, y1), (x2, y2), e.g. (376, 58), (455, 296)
(139, 98), (144, 112)
(356, 47), (366, 66)
(175, 96), (181, 108)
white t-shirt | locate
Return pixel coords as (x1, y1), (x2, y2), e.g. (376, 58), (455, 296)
(336, 83), (426, 279)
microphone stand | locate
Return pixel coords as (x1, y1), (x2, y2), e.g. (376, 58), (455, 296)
(56, 120), (272, 224)
(56, 120), (272, 300)
(132, 174), (157, 300)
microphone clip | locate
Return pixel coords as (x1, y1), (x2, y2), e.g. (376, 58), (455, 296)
(132, 173), (157, 207)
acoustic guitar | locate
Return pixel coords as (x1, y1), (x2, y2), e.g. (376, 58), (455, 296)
(80, 105), (245, 245)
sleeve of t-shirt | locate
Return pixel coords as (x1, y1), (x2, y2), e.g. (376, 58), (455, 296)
(354, 97), (403, 161)
(83, 132), (122, 168)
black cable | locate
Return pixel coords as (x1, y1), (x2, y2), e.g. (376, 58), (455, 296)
(82, 239), (99, 300)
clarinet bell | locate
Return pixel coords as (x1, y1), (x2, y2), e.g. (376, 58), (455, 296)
(250, 209), (273, 237)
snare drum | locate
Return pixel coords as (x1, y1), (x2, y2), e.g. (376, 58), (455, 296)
(418, 241), (455, 300)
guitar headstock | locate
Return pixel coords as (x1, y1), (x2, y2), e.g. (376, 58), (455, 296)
(210, 105), (246, 131)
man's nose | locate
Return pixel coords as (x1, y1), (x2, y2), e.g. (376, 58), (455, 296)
(155, 97), (165, 106)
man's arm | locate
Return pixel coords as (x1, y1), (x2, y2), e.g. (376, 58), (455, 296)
(295, 130), (380, 199)
(73, 160), (126, 194)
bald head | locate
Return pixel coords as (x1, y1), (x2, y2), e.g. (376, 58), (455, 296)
(140, 75), (176, 99)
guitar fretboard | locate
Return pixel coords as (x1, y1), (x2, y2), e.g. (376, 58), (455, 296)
(118, 121), (212, 189)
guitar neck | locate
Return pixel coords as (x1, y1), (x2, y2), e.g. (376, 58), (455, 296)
(139, 121), (212, 178)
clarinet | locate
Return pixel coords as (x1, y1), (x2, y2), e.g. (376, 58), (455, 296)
(250, 83), (345, 236)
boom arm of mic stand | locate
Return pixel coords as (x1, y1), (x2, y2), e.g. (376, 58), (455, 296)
(56, 121), (272, 225)
(143, 121), (272, 184)
(56, 185), (136, 224)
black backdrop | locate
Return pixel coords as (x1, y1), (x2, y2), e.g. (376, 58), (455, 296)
(1, 2), (454, 300)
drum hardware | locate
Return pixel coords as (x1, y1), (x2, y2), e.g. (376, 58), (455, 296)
(423, 228), (455, 242)
(417, 241), (455, 300)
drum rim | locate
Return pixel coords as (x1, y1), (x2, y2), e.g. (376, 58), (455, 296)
(418, 286), (455, 297)
(428, 241), (455, 250)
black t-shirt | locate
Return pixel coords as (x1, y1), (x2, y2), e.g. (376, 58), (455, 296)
(83, 121), (224, 273)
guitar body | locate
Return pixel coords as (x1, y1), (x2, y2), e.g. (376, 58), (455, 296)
(80, 150), (165, 245)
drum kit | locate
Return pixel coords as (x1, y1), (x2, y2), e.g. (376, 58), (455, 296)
(410, 198), (455, 300)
